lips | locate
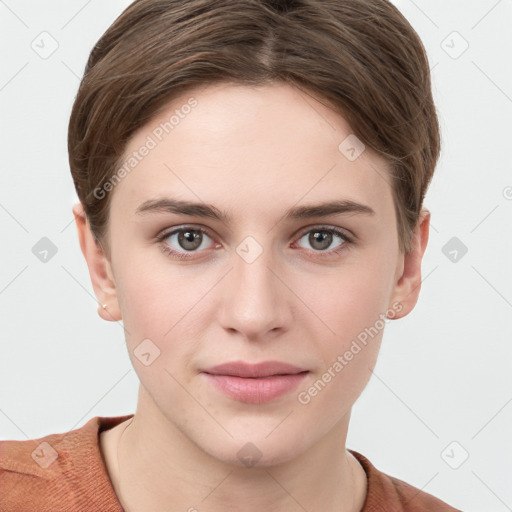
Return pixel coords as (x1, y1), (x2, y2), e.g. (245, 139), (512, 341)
(202, 360), (307, 378)
(201, 360), (309, 404)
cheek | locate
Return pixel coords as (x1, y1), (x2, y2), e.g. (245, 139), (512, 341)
(115, 248), (189, 326)
(294, 275), (389, 424)
(295, 256), (394, 392)
(303, 257), (393, 343)
(114, 254), (219, 365)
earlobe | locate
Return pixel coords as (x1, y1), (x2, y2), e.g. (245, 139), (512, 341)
(388, 209), (430, 320)
(72, 202), (122, 322)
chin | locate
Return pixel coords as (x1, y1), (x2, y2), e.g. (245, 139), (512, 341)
(203, 432), (308, 469)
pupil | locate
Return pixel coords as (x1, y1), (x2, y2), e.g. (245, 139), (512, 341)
(311, 231), (331, 250)
(179, 230), (201, 250)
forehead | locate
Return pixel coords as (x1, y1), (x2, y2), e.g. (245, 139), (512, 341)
(109, 82), (393, 223)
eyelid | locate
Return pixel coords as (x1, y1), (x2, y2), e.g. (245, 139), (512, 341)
(156, 224), (216, 242)
(294, 223), (355, 243)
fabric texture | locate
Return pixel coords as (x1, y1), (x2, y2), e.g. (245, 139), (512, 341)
(0, 414), (462, 511)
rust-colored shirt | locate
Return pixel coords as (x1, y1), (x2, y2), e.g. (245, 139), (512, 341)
(0, 414), (461, 511)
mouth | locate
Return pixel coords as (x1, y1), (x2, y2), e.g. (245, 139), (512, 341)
(202, 360), (308, 378)
(201, 360), (309, 404)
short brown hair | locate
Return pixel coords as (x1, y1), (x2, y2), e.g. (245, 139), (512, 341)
(68, 0), (440, 256)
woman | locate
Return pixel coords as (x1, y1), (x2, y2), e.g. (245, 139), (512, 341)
(0, 0), (461, 510)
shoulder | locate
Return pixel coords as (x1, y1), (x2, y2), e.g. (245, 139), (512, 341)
(349, 450), (463, 512)
(0, 414), (132, 512)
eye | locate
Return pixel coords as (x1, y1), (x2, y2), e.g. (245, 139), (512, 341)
(156, 226), (218, 260)
(156, 225), (353, 261)
(293, 226), (353, 258)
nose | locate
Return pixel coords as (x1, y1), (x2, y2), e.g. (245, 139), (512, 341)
(217, 241), (292, 341)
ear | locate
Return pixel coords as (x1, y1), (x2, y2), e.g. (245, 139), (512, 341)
(388, 208), (430, 319)
(72, 202), (122, 322)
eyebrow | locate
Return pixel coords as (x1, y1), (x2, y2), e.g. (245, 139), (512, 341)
(135, 197), (375, 223)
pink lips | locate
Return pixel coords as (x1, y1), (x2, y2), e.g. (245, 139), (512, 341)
(202, 360), (309, 404)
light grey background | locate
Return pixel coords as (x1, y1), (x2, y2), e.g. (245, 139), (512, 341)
(1, 1), (511, 511)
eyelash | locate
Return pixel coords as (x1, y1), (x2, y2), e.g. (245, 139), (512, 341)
(155, 225), (354, 261)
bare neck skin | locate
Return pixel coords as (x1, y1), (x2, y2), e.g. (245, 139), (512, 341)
(99, 388), (368, 512)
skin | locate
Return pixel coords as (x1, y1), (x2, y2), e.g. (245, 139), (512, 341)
(73, 81), (430, 512)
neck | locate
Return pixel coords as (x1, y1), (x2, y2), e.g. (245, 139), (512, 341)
(109, 388), (367, 512)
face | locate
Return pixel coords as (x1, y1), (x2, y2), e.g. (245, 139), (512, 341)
(76, 81), (427, 467)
